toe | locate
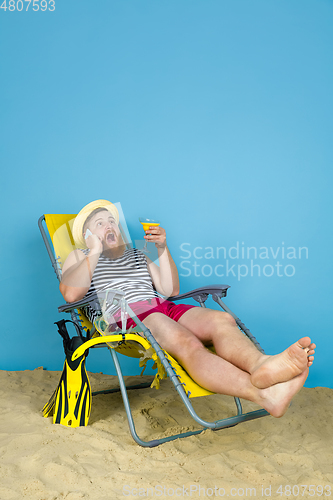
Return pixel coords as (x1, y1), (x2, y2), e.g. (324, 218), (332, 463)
(297, 337), (312, 349)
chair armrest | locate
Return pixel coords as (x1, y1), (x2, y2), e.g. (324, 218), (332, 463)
(58, 295), (102, 314)
(168, 284), (230, 304)
(58, 284), (230, 313)
(58, 288), (126, 314)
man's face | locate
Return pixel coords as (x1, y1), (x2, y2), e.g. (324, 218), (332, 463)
(84, 210), (121, 250)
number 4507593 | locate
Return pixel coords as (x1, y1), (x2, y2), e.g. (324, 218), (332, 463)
(0, 0), (55, 11)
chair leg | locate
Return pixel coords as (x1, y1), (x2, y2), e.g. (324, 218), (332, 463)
(104, 305), (270, 447)
(234, 397), (243, 414)
(109, 348), (208, 447)
(109, 348), (269, 448)
(92, 381), (152, 397)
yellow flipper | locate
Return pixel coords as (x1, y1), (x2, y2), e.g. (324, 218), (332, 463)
(43, 344), (91, 427)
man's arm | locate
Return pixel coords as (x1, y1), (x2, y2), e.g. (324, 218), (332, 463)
(59, 234), (102, 302)
(144, 226), (180, 297)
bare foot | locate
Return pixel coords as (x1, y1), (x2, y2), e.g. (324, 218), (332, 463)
(257, 368), (309, 418)
(250, 337), (315, 389)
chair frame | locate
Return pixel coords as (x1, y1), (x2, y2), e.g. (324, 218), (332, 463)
(38, 214), (269, 447)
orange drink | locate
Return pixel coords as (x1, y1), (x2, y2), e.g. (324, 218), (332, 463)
(140, 221), (160, 232)
(139, 218), (160, 252)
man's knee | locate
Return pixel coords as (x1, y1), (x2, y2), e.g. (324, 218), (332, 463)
(168, 330), (205, 358)
(208, 310), (236, 329)
(222, 312), (236, 327)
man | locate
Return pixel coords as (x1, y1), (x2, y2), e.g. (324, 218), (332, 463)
(60, 200), (316, 418)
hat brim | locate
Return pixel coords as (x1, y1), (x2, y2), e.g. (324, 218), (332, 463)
(72, 199), (119, 248)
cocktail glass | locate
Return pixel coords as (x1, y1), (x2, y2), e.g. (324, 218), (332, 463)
(139, 217), (160, 253)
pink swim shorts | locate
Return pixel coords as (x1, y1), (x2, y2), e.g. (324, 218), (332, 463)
(114, 297), (195, 330)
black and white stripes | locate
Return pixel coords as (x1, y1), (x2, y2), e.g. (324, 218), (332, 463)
(81, 248), (158, 323)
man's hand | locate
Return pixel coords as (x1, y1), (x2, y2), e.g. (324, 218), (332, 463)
(144, 226), (167, 249)
(85, 233), (103, 254)
(145, 226), (180, 296)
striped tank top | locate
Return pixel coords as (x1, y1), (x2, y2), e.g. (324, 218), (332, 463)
(81, 247), (158, 323)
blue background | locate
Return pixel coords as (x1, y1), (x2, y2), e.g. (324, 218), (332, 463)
(1, 0), (332, 388)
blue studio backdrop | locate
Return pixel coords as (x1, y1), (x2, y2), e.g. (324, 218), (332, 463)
(1, 0), (332, 388)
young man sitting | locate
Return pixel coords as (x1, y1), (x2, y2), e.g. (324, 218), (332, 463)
(60, 199), (316, 418)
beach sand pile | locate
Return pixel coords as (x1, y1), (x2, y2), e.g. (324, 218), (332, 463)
(0, 368), (332, 500)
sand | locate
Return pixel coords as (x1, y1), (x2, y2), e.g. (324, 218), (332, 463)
(0, 368), (332, 500)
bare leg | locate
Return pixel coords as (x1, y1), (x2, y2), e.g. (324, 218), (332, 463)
(178, 308), (264, 373)
(178, 307), (315, 388)
(142, 313), (309, 418)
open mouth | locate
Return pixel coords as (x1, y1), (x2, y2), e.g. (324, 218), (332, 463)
(106, 232), (116, 244)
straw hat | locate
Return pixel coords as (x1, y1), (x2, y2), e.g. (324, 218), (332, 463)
(72, 199), (119, 248)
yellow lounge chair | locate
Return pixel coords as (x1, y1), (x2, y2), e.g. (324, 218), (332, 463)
(38, 212), (269, 447)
